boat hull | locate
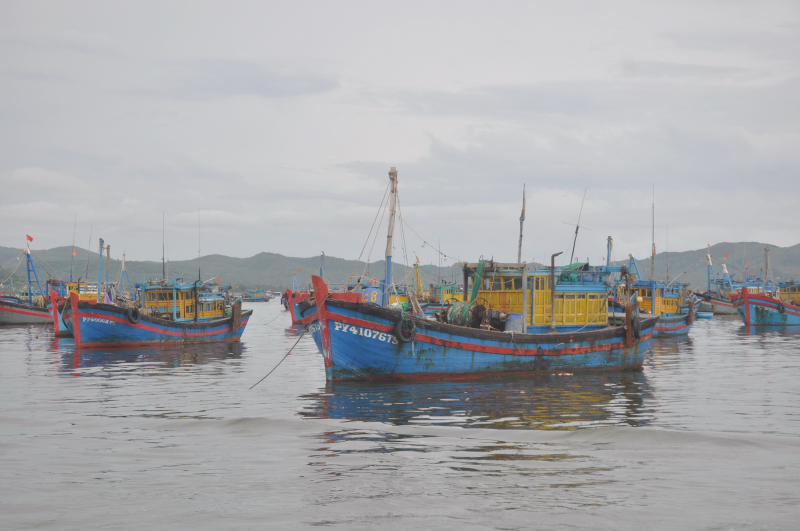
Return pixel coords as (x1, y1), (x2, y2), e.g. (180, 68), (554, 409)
(0, 299), (51, 325)
(653, 313), (692, 337)
(304, 276), (657, 382)
(697, 294), (736, 315)
(62, 295), (252, 348)
(733, 289), (800, 326)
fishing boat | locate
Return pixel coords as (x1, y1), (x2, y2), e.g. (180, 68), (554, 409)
(0, 246), (51, 325)
(242, 289), (272, 302)
(299, 168), (657, 382)
(613, 255), (694, 337)
(696, 247), (773, 315)
(62, 278), (251, 348)
(732, 287), (800, 326)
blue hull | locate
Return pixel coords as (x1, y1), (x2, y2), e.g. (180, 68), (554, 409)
(733, 290), (800, 326)
(63, 301), (251, 348)
(306, 277), (657, 382)
(653, 313), (692, 337)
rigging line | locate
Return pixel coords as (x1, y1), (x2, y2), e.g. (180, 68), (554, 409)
(344, 181), (391, 286)
(0, 250), (24, 272)
(400, 220), (465, 264)
(249, 329), (307, 389)
(364, 194), (390, 276)
(0, 255), (24, 286)
(396, 191), (410, 275)
(29, 251), (61, 280)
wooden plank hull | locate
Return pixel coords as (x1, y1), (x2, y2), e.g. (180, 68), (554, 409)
(732, 289), (800, 326)
(0, 299), (51, 325)
(62, 294), (252, 348)
(304, 276), (657, 382)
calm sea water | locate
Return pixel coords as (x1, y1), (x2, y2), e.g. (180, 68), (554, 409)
(2, 304), (799, 530)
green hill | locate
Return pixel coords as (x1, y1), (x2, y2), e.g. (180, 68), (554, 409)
(2, 241), (797, 295)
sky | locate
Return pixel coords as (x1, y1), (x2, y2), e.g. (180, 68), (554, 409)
(2, 0), (799, 269)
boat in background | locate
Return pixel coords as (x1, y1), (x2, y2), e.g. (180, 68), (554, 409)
(613, 255), (694, 337)
(697, 247), (773, 315)
(732, 287), (800, 326)
(0, 244), (51, 325)
(63, 277), (251, 348)
(242, 288), (272, 302)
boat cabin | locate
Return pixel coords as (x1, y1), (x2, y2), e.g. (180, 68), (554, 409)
(138, 280), (226, 322)
(462, 261), (611, 333)
(777, 281), (800, 305)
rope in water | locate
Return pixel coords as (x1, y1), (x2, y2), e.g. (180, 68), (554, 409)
(249, 329), (307, 390)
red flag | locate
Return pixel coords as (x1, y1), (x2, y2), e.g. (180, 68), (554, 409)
(72, 250), (76, 256)
(725, 253), (729, 259)
(26, 234), (33, 242)
(298, 269), (302, 273)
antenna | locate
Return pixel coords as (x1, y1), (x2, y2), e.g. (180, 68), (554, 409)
(85, 224), (93, 280)
(517, 184), (526, 263)
(567, 188), (587, 268)
(650, 184), (655, 281)
(198, 209), (201, 283)
(162, 212), (165, 281)
(70, 212), (77, 282)
(666, 224), (669, 281)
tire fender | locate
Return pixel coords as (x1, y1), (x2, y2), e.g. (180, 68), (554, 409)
(395, 318), (416, 343)
(126, 307), (141, 324)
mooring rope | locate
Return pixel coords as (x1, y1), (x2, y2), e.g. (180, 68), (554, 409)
(249, 329), (307, 389)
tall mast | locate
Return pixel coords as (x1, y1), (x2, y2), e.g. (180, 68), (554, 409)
(162, 212), (165, 281)
(517, 184), (526, 263)
(650, 184), (655, 281)
(765, 247), (772, 284)
(69, 212), (77, 282)
(568, 188), (587, 268)
(85, 224), (92, 280)
(96, 238), (104, 302)
(383, 167), (398, 306)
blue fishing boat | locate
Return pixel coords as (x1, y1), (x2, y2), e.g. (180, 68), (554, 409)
(0, 245), (51, 325)
(242, 288), (271, 302)
(732, 287), (800, 326)
(299, 168), (656, 382)
(613, 255), (694, 337)
(62, 279), (250, 348)
(697, 247), (773, 315)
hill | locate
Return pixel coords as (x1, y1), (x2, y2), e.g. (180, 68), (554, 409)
(2, 242), (798, 294)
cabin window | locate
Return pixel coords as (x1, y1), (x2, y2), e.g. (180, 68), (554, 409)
(534, 277), (549, 291)
(504, 279), (514, 290)
(588, 294), (599, 299)
(565, 294), (576, 299)
(186, 305), (193, 314)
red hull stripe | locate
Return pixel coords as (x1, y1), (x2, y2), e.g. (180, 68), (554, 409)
(76, 338), (243, 349)
(73, 311), (248, 338)
(330, 313), (644, 357)
(656, 323), (688, 331)
(0, 306), (50, 317)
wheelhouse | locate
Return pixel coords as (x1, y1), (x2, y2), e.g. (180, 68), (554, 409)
(138, 280), (226, 322)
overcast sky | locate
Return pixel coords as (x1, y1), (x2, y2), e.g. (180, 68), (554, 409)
(2, 1), (798, 269)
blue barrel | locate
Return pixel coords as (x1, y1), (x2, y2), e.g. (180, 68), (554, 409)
(505, 313), (524, 333)
(360, 287), (383, 306)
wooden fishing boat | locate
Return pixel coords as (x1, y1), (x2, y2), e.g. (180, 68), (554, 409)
(732, 287), (800, 326)
(0, 247), (51, 325)
(242, 289), (271, 302)
(613, 256), (694, 337)
(697, 248), (772, 315)
(62, 279), (251, 348)
(298, 168), (656, 382)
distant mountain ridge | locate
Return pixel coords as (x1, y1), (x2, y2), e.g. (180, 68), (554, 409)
(2, 242), (798, 293)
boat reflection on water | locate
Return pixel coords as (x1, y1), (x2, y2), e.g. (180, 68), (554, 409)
(285, 324), (306, 338)
(52, 337), (245, 374)
(300, 372), (654, 430)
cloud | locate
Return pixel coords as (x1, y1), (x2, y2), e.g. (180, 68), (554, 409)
(134, 59), (339, 100)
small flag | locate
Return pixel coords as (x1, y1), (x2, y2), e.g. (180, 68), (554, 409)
(298, 269), (302, 273)
(725, 253), (729, 259)
(72, 250), (76, 256)
(26, 234), (33, 242)
(217, 277), (221, 282)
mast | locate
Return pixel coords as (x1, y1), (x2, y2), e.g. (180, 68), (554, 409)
(162, 212), (166, 281)
(105, 244), (110, 291)
(383, 167), (398, 306)
(706, 245), (714, 294)
(96, 238), (104, 302)
(69, 212), (77, 282)
(320, 252), (325, 277)
(85, 224), (92, 280)
(765, 247), (772, 284)
(568, 188), (587, 268)
(650, 184), (655, 281)
(517, 184), (526, 263)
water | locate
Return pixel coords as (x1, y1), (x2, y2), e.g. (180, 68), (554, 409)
(2, 306), (799, 530)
